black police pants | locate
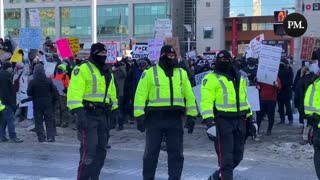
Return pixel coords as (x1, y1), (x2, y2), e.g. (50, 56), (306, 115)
(257, 101), (276, 132)
(33, 104), (55, 140)
(277, 99), (293, 123)
(143, 110), (184, 180)
(77, 113), (109, 180)
(210, 117), (246, 180)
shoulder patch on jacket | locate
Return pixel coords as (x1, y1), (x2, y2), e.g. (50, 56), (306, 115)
(203, 79), (208, 86)
(73, 68), (80, 76)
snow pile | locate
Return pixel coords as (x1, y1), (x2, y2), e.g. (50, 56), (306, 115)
(266, 142), (313, 160)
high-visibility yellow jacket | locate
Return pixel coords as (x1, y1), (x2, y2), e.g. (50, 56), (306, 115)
(67, 61), (118, 111)
(304, 77), (320, 117)
(0, 100), (5, 112)
(201, 71), (252, 120)
(134, 64), (198, 117)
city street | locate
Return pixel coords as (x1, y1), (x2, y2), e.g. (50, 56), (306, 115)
(0, 119), (318, 180)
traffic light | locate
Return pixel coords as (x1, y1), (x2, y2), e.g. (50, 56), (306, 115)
(273, 10), (288, 36)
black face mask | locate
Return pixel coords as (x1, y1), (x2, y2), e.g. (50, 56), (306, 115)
(164, 58), (179, 68)
(92, 55), (106, 66)
(215, 60), (232, 73)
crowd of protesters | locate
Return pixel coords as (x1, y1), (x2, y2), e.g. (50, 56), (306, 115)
(0, 36), (319, 145)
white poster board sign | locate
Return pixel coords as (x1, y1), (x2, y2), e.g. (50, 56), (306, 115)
(246, 86), (260, 111)
(132, 45), (149, 59)
(105, 42), (117, 64)
(256, 45), (282, 85)
(195, 71), (211, 86)
(148, 39), (163, 61)
(44, 62), (57, 78)
(186, 50), (197, 60)
(154, 19), (172, 39)
(249, 34), (264, 58)
(52, 80), (65, 96)
(28, 9), (40, 27)
(192, 85), (202, 114)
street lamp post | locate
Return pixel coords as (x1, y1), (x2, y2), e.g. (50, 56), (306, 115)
(91, 0), (97, 43)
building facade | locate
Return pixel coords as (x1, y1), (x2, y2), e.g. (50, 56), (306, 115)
(2, 0), (184, 46)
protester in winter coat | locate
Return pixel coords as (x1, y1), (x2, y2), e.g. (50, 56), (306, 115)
(256, 77), (282, 136)
(242, 58), (258, 86)
(0, 62), (23, 143)
(277, 59), (294, 125)
(27, 64), (58, 142)
(16, 62), (31, 121)
(112, 61), (127, 130)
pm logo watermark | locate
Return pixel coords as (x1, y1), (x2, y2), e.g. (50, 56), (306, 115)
(283, 13), (308, 37)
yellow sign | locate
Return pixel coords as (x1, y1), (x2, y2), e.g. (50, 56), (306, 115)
(68, 37), (80, 55)
(10, 48), (23, 63)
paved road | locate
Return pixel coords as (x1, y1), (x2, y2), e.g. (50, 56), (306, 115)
(0, 140), (317, 180)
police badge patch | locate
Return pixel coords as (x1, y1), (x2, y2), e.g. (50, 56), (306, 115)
(74, 68), (80, 76)
(203, 79), (208, 86)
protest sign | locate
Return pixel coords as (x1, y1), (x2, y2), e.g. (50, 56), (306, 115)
(186, 50), (197, 60)
(165, 37), (181, 58)
(238, 44), (249, 56)
(300, 37), (320, 60)
(246, 86), (260, 111)
(10, 48), (23, 63)
(248, 34), (264, 58)
(256, 45), (282, 85)
(0, 50), (12, 63)
(53, 80), (65, 96)
(195, 71), (211, 86)
(148, 39), (163, 61)
(56, 38), (73, 58)
(203, 52), (216, 61)
(154, 19), (172, 39)
(19, 28), (42, 49)
(132, 45), (149, 59)
(28, 9), (40, 27)
(44, 62), (57, 77)
(192, 85), (202, 113)
(262, 40), (288, 58)
(68, 37), (80, 55)
(105, 42), (117, 64)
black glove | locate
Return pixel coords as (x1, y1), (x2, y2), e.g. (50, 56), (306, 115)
(72, 108), (88, 130)
(185, 116), (196, 134)
(204, 117), (215, 128)
(246, 116), (257, 139)
(136, 115), (145, 133)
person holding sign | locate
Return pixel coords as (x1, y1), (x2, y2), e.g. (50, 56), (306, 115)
(134, 45), (197, 180)
(201, 50), (256, 180)
(67, 43), (119, 180)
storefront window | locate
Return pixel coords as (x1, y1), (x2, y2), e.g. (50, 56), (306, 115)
(9, 0), (21, 3)
(134, 3), (167, 36)
(4, 9), (21, 37)
(26, 8), (55, 37)
(26, 0), (38, 2)
(60, 6), (91, 38)
(97, 5), (128, 37)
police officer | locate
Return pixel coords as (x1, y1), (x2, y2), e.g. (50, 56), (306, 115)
(67, 43), (118, 180)
(304, 75), (320, 179)
(0, 100), (5, 126)
(201, 50), (256, 180)
(134, 45), (197, 180)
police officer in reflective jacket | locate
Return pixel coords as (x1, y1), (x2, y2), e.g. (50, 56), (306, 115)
(304, 75), (320, 179)
(201, 50), (256, 180)
(67, 43), (118, 180)
(134, 45), (198, 180)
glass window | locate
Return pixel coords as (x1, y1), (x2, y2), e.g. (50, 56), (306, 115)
(4, 9), (21, 37)
(134, 3), (167, 36)
(9, 0), (21, 3)
(97, 5), (128, 37)
(60, 6), (91, 38)
(26, 0), (38, 2)
(26, 8), (55, 38)
(203, 27), (213, 39)
(43, 0), (54, 2)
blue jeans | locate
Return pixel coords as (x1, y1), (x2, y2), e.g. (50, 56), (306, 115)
(0, 105), (17, 139)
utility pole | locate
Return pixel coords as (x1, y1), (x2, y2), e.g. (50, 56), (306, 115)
(0, 0), (4, 38)
(91, 0), (97, 43)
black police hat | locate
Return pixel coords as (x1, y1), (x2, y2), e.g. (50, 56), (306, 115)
(216, 50), (232, 61)
(90, 43), (107, 56)
(160, 45), (176, 55)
